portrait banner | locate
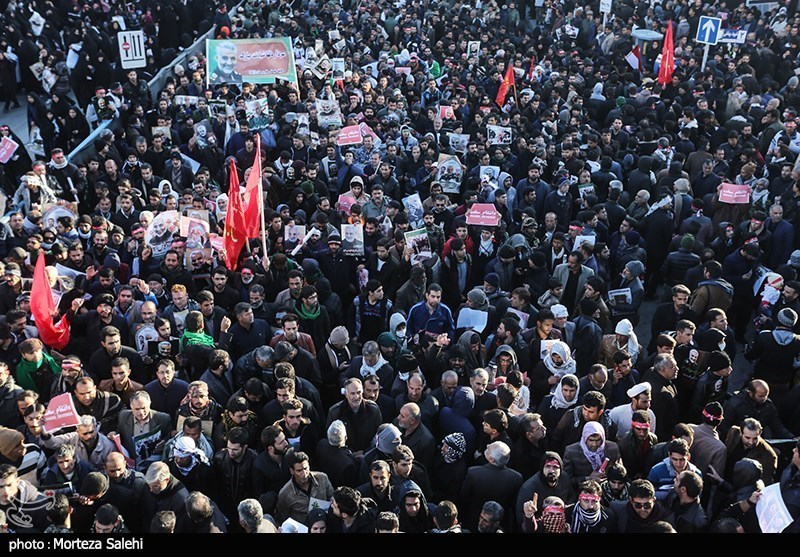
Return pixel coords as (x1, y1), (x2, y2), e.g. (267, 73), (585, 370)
(206, 38), (297, 86)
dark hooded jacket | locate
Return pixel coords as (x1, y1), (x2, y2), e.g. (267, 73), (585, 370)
(437, 386), (477, 457)
(515, 451), (577, 532)
(395, 480), (433, 533)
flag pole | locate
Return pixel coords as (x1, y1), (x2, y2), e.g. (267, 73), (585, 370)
(256, 134), (268, 263)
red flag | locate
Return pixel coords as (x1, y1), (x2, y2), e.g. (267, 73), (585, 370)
(495, 63), (515, 107)
(626, 45), (643, 73)
(242, 134), (263, 238)
(223, 159), (247, 270)
(658, 21), (675, 86)
(527, 55), (537, 81)
(30, 253), (70, 350)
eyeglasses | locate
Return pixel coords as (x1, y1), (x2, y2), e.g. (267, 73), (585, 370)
(632, 501), (653, 510)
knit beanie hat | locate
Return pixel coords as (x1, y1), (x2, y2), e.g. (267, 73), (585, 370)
(708, 350), (731, 372)
(0, 428), (23, 459)
(329, 326), (350, 345)
(778, 308), (798, 328)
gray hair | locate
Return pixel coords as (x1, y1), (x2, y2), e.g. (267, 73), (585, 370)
(237, 498), (263, 531)
(255, 345), (274, 363)
(673, 178), (690, 194)
(653, 354), (677, 375)
(130, 390), (151, 405)
(327, 420), (348, 447)
(362, 340), (380, 356)
(441, 370), (458, 383)
(145, 461), (171, 484)
(472, 368), (489, 382)
(78, 415), (97, 429)
(486, 441), (511, 467)
(55, 444), (75, 459)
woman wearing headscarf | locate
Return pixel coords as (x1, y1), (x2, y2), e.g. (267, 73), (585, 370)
(214, 193), (228, 223)
(457, 330), (487, 382)
(599, 319), (641, 369)
(0, 124), (33, 192)
(166, 435), (212, 494)
(538, 374), (580, 431)
(530, 340), (576, 408)
(563, 421), (620, 491)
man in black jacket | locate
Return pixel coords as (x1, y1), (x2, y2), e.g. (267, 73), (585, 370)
(572, 298), (603, 376)
(328, 486), (379, 533)
(649, 285), (698, 354)
(211, 427), (258, 531)
(643, 354), (681, 442)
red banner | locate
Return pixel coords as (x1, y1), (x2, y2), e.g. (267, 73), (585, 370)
(42, 393), (81, 433)
(719, 183), (751, 204)
(337, 125), (363, 146)
(0, 136), (19, 164)
(466, 203), (500, 226)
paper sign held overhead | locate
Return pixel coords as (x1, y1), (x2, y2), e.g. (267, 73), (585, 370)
(42, 392), (81, 433)
(466, 203), (500, 226)
(337, 125), (363, 146)
(719, 183), (751, 204)
(0, 136), (19, 164)
(118, 30), (147, 69)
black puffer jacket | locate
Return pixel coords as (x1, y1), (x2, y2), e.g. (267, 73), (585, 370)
(661, 247), (701, 286)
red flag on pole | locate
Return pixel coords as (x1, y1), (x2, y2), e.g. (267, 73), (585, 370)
(242, 134), (263, 238)
(526, 55), (537, 81)
(222, 159), (247, 270)
(30, 252), (70, 350)
(658, 21), (675, 86)
(495, 63), (515, 107)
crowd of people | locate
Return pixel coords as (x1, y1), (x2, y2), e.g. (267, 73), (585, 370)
(0, 0), (800, 536)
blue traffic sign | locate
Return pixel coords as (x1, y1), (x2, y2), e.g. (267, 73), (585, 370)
(696, 16), (722, 45)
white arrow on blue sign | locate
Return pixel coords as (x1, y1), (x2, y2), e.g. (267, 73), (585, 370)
(696, 16), (722, 45)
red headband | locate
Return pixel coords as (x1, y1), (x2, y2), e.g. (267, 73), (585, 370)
(631, 421), (651, 430)
(543, 505), (565, 515)
(702, 408), (723, 422)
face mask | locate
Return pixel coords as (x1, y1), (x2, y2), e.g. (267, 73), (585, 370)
(42, 241), (53, 250)
(395, 327), (406, 339)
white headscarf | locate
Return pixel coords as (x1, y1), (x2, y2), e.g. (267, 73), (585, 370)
(215, 193), (228, 222)
(579, 421), (606, 472)
(614, 319), (640, 364)
(550, 373), (580, 409)
(543, 340), (577, 385)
